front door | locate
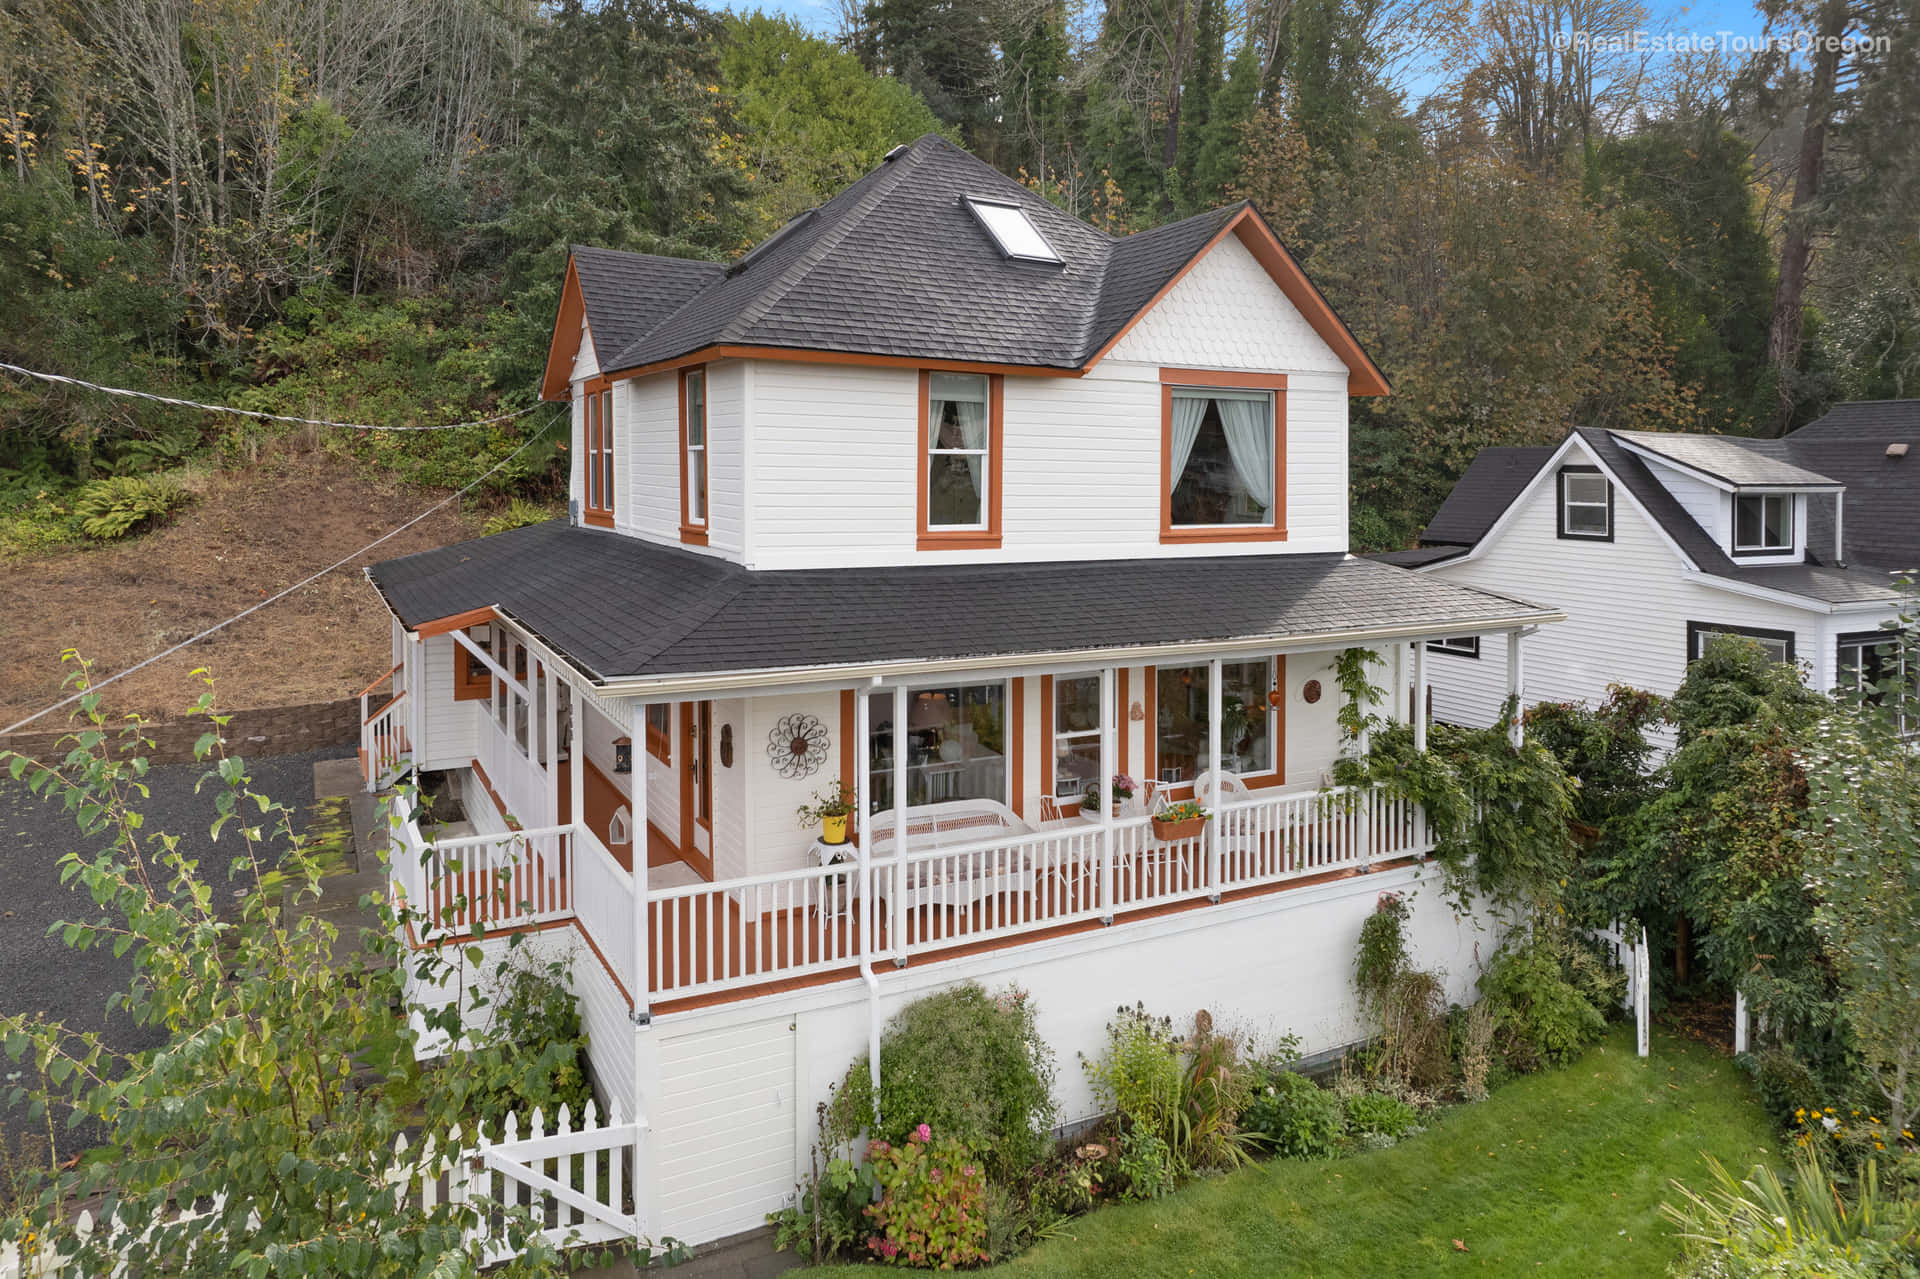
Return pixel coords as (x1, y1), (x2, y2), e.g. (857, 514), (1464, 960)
(678, 700), (714, 879)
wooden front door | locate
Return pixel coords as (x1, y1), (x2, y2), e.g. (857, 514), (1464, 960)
(678, 700), (714, 879)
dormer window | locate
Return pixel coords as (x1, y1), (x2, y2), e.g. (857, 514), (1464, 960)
(1556, 467), (1612, 540)
(1733, 493), (1791, 554)
(964, 198), (1061, 263)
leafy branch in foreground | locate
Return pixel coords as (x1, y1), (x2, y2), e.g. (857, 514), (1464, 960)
(0, 653), (629, 1276)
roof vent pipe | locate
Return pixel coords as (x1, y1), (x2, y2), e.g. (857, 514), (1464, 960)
(1888, 442), (1909, 459)
(883, 143), (907, 161)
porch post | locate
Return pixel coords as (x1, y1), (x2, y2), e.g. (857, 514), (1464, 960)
(406, 632), (424, 785)
(1505, 629), (1526, 749)
(1411, 641), (1429, 754)
(1098, 665), (1115, 924)
(629, 697), (649, 1024)
(891, 685), (908, 967)
(854, 690), (875, 966)
(543, 660), (559, 828)
(1206, 657), (1223, 900)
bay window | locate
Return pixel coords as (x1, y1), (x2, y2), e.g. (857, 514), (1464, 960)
(1153, 660), (1274, 784)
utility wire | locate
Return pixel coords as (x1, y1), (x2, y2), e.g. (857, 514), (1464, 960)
(1, 409), (566, 738)
(0, 360), (543, 432)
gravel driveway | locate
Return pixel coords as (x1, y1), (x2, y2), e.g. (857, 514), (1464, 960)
(0, 744), (353, 1156)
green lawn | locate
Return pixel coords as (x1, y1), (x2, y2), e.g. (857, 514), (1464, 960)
(805, 1026), (1777, 1277)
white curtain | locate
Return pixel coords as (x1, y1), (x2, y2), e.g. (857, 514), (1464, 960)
(1170, 394), (1208, 487)
(930, 374), (991, 497)
(1217, 397), (1275, 512)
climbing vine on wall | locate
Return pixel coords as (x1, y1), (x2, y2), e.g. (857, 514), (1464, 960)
(1334, 647), (1387, 743)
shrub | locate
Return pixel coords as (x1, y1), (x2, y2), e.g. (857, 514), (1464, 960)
(863, 1127), (989, 1268)
(1083, 1004), (1186, 1160)
(1344, 1092), (1419, 1141)
(1112, 1127), (1177, 1202)
(1478, 927), (1618, 1073)
(1180, 1009), (1259, 1170)
(1663, 1147), (1920, 1278)
(73, 472), (190, 539)
(1453, 1000), (1498, 1102)
(1354, 893), (1451, 1088)
(481, 497), (557, 535)
(840, 984), (1056, 1182)
(1243, 1069), (1343, 1159)
(464, 945), (592, 1129)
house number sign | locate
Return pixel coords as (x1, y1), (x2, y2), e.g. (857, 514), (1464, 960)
(769, 713), (830, 779)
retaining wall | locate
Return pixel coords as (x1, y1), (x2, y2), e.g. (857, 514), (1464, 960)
(0, 697), (360, 764)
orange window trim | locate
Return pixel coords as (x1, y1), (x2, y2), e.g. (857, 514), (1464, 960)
(1009, 676), (1025, 817)
(452, 626), (493, 701)
(1146, 654), (1289, 798)
(583, 380), (615, 528)
(1037, 675), (1053, 799)
(678, 365), (709, 546)
(1159, 371), (1289, 545)
(1117, 667), (1130, 777)
(916, 370), (1004, 550)
(840, 688), (859, 843)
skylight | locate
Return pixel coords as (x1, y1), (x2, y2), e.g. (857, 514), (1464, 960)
(965, 198), (1062, 264)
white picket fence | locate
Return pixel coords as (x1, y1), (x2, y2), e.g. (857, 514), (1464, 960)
(1592, 922), (1652, 1058)
(0, 1102), (645, 1277)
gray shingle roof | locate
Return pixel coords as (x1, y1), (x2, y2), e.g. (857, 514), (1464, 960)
(1611, 430), (1841, 489)
(1391, 429), (1907, 607)
(557, 135), (1376, 382)
(1420, 447), (1555, 546)
(367, 523), (1560, 685)
(1791, 399), (1920, 441)
(569, 246), (724, 365)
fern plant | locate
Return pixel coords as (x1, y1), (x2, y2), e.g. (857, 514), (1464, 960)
(73, 473), (190, 540)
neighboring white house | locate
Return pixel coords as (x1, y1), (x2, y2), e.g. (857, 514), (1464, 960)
(1374, 416), (1916, 730)
(356, 135), (1562, 1250)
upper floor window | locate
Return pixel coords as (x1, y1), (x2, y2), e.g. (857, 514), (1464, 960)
(918, 371), (1002, 549)
(1556, 467), (1612, 540)
(583, 387), (613, 527)
(1733, 493), (1792, 554)
(681, 368), (707, 544)
(1160, 372), (1287, 544)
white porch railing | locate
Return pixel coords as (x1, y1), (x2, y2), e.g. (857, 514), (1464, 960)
(388, 797), (575, 939)
(641, 783), (1433, 1001)
(359, 662), (409, 793)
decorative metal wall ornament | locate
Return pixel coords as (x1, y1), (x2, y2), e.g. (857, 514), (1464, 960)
(720, 723), (734, 768)
(1302, 679), (1322, 705)
(769, 713), (830, 778)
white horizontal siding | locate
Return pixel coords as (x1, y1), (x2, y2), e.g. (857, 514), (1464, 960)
(572, 933), (638, 1117)
(1104, 233), (1347, 375)
(619, 372), (682, 542)
(703, 363), (747, 557)
(1423, 437), (1835, 722)
(655, 1018), (797, 1245)
(743, 693), (843, 878)
(1642, 457), (1725, 547)
(415, 636), (480, 770)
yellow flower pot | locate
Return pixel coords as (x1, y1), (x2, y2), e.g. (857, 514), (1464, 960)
(822, 813), (849, 845)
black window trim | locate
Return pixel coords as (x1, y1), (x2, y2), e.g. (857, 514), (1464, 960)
(1426, 636), (1481, 659)
(1730, 491), (1796, 558)
(1836, 627), (1904, 691)
(1555, 465), (1614, 542)
(1686, 620), (1797, 664)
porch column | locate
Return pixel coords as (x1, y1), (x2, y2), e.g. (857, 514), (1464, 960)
(1206, 657), (1223, 900)
(1098, 665), (1116, 924)
(406, 632), (424, 785)
(1505, 629), (1526, 749)
(628, 697), (649, 1024)
(1412, 641), (1429, 753)
(543, 660), (559, 828)
(854, 690), (875, 967)
(891, 685), (908, 967)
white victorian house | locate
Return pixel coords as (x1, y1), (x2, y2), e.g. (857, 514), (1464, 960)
(1375, 418), (1916, 731)
(357, 136), (1559, 1249)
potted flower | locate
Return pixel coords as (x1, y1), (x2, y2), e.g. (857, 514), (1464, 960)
(1081, 773), (1137, 819)
(1151, 799), (1210, 842)
(797, 780), (857, 845)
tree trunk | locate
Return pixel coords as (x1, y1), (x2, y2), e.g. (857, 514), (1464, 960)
(1766, 0), (1849, 435)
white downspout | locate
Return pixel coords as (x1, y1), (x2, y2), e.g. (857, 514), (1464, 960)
(854, 685), (881, 1107)
(1833, 491), (1845, 567)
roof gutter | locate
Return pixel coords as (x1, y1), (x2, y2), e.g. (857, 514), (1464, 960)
(583, 608), (1567, 699)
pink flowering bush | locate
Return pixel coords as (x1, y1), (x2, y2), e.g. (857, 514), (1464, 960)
(864, 1126), (989, 1269)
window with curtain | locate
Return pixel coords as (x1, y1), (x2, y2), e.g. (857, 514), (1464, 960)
(1154, 660), (1273, 783)
(1169, 389), (1274, 527)
(684, 371), (707, 528)
(1053, 675), (1100, 799)
(927, 373), (990, 528)
(867, 683), (1007, 814)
